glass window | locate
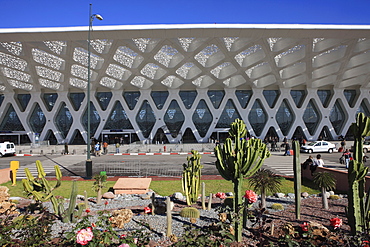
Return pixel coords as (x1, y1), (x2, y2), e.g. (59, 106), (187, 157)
(344, 90), (357, 107)
(82, 102), (101, 136)
(69, 92), (85, 111)
(0, 94), (4, 107)
(303, 99), (320, 135)
(179, 91), (197, 109)
(263, 90), (279, 108)
(96, 92), (112, 111)
(136, 100), (156, 138)
(192, 99), (213, 137)
(207, 90), (224, 109)
(235, 90), (252, 108)
(16, 94), (31, 112)
(104, 101), (133, 130)
(42, 93), (58, 111)
(317, 90), (331, 107)
(216, 99), (241, 128)
(29, 103), (46, 134)
(290, 90), (305, 108)
(276, 99), (295, 136)
(329, 100), (345, 135)
(248, 99), (267, 137)
(123, 91), (140, 110)
(164, 100), (185, 138)
(55, 102), (73, 138)
(151, 91), (169, 110)
(357, 100), (370, 116)
(0, 105), (24, 131)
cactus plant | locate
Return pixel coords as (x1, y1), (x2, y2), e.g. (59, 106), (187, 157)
(293, 140), (301, 220)
(271, 203), (284, 210)
(166, 197), (172, 237)
(22, 160), (81, 223)
(201, 182), (206, 210)
(92, 173), (107, 205)
(182, 150), (203, 206)
(348, 112), (370, 235)
(214, 118), (270, 242)
(208, 193), (212, 211)
(180, 207), (200, 223)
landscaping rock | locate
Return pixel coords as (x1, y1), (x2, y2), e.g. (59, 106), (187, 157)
(102, 192), (115, 199)
(275, 193), (285, 198)
(301, 192), (309, 198)
(287, 193), (295, 198)
(172, 192), (184, 200)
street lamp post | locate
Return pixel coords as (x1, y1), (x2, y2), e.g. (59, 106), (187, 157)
(86, 4), (103, 179)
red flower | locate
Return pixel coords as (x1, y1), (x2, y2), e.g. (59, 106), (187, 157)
(363, 240), (370, 247)
(243, 190), (258, 204)
(300, 222), (309, 232)
(105, 201), (108, 205)
(215, 192), (226, 199)
(85, 209), (91, 213)
(330, 217), (342, 229)
(91, 222), (96, 227)
(120, 234), (127, 239)
(144, 206), (152, 214)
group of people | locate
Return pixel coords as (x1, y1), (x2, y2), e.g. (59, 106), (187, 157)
(302, 154), (325, 174)
(91, 139), (109, 156)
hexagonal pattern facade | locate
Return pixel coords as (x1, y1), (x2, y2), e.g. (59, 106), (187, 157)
(0, 24), (370, 144)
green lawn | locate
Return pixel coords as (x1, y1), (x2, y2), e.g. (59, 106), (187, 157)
(1, 177), (320, 199)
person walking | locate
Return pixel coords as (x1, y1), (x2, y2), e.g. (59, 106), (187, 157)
(94, 141), (101, 156)
(103, 141), (108, 154)
(342, 149), (352, 169)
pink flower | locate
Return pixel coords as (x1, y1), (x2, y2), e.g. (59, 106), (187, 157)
(144, 206), (152, 214)
(76, 227), (93, 245)
(118, 244), (130, 247)
(330, 217), (342, 229)
(300, 222), (309, 232)
(243, 190), (258, 204)
(215, 192), (226, 199)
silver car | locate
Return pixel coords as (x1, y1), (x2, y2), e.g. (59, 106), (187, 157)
(300, 141), (337, 154)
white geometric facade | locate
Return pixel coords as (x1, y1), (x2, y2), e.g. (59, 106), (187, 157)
(0, 24), (370, 144)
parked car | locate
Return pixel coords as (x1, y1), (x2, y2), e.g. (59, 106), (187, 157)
(300, 141), (337, 154)
(350, 141), (370, 153)
(0, 142), (16, 157)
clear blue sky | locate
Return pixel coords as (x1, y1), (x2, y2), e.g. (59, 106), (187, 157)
(1, 0), (370, 28)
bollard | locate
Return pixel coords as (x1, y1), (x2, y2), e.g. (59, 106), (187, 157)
(159, 148), (162, 153)
(181, 148), (183, 152)
(30, 150), (32, 154)
(127, 149), (129, 153)
(148, 148), (151, 153)
(73, 149), (76, 155)
(83, 149), (86, 155)
(19, 150), (22, 154)
(164, 146), (166, 152)
(40, 150), (43, 155)
(170, 148), (172, 152)
(51, 150), (54, 155)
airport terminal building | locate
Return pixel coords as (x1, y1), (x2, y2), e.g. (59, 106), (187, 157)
(0, 24), (369, 145)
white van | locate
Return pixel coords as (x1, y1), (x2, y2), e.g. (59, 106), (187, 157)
(0, 142), (16, 157)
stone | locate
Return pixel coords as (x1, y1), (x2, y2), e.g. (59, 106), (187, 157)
(226, 192), (233, 197)
(113, 178), (152, 195)
(275, 193), (285, 198)
(329, 191), (335, 196)
(172, 192), (184, 200)
(301, 192), (309, 198)
(102, 192), (115, 199)
(287, 193), (295, 198)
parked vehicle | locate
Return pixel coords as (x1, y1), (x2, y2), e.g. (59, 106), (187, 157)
(0, 142), (16, 157)
(350, 141), (370, 153)
(300, 141), (337, 154)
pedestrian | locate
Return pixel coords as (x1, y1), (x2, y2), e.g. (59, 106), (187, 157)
(94, 141), (101, 156)
(115, 142), (120, 154)
(103, 141), (108, 154)
(342, 149), (351, 169)
(340, 139), (346, 152)
(314, 154), (324, 167)
(64, 142), (69, 155)
(284, 141), (291, 156)
(302, 155), (313, 170)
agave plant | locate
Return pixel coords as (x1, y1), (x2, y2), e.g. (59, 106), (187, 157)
(249, 168), (282, 209)
(313, 171), (336, 209)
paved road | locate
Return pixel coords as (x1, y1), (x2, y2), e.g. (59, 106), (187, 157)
(0, 149), (354, 180)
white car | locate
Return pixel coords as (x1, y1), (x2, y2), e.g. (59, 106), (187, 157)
(0, 142), (16, 157)
(300, 141), (337, 154)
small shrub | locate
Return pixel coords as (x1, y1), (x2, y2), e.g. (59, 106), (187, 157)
(329, 195), (340, 200)
(271, 203), (284, 210)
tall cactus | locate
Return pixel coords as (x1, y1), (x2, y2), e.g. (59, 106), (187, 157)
(214, 119), (270, 242)
(292, 140), (301, 220)
(348, 112), (370, 235)
(22, 160), (81, 223)
(182, 150), (203, 205)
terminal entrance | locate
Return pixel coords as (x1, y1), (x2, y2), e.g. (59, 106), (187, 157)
(211, 131), (229, 143)
(100, 131), (139, 145)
